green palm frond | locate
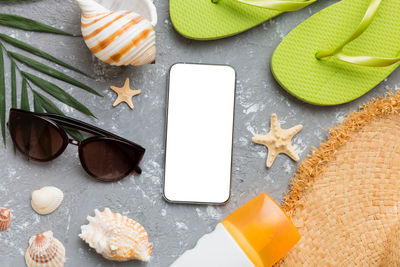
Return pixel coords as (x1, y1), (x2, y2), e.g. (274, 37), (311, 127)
(11, 62), (16, 108)
(0, 34), (89, 76)
(20, 78), (29, 111)
(0, 46), (5, 145)
(10, 52), (100, 96)
(0, 14), (80, 36)
(33, 90), (84, 141)
(23, 72), (96, 118)
(0, 13), (101, 146)
(32, 90), (43, 113)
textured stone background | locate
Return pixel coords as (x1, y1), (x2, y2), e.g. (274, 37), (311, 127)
(1, 0), (399, 266)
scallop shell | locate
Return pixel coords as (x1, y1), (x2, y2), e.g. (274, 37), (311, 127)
(75, 0), (157, 66)
(31, 186), (64, 215)
(79, 208), (153, 262)
(25, 231), (66, 267)
(0, 207), (11, 231)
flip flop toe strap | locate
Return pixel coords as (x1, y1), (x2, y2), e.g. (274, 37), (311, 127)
(211, 0), (317, 11)
(335, 54), (400, 67)
(316, 0), (400, 67)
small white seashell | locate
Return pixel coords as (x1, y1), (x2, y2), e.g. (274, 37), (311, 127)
(25, 231), (66, 267)
(31, 186), (64, 215)
(79, 208), (153, 262)
(0, 207), (11, 231)
(75, 0), (157, 66)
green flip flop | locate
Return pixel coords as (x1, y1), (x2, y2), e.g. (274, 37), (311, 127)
(271, 0), (400, 106)
(170, 0), (317, 40)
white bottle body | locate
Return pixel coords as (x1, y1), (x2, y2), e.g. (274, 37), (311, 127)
(171, 223), (254, 267)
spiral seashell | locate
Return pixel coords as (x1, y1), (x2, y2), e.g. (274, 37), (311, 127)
(75, 0), (157, 66)
(79, 208), (153, 262)
(31, 186), (64, 215)
(0, 208), (11, 231)
(95, 0), (157, 25)
(25, 231), (66, 267)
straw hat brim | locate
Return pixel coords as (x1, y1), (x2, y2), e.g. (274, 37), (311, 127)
(279, 92), (400, 266)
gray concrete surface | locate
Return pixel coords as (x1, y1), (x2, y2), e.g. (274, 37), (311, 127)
(1, 0), (399, 266)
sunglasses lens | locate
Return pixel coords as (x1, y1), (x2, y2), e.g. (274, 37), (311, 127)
(9, 111), (65, 161)
(80, 139), (139, 181)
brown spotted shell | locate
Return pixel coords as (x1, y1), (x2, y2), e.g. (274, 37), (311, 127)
(25, 231), (66, 267)
(0, 207), (11, 231)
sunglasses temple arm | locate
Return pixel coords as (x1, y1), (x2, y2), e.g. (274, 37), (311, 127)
(43, 115), (120, 139)
(40, 113), (145, 152)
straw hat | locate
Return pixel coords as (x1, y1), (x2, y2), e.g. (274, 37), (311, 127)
(278, 92), (400, 266)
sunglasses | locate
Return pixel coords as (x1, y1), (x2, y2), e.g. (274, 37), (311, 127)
(8, 108), (145, 182)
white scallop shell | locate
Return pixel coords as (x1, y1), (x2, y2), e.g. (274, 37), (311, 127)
(0, 207), (11, 231)
(25, 231), (66, 267)
(31, 186), (64, 215)
(79, 208), (153, 262)
(75, 0), (157, 66)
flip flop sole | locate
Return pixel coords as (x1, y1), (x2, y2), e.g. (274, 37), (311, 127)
(271, 0), (400, 106)
(170, 0), (281, 40)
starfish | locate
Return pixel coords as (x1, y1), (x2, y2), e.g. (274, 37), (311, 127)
(252, 113), (303, 168)
(110, 78), (141, 109)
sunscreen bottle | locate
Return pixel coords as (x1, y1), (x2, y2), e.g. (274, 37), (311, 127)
(171, 193), (300, 267)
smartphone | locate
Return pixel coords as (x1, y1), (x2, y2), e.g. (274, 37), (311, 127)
(163, 63), (236, 204)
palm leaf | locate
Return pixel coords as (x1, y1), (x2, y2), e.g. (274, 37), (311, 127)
(10, 52), (101, 96)
(60, 126), (84, 142)
(10, 64), (17, 152)
(20, 78), (29, 110)
(32, 91), (43, 113)
(22, 72), (96, 118)
(11, 61), (17, 108)
(0, 14), (79, 36)
(11, 62), (17, 152)
(33, 90), (84, 141)
(0, 46), (5, 145)
(0, 34), (89, 77)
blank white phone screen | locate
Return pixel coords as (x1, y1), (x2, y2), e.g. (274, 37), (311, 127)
(164, 63), (236, 204)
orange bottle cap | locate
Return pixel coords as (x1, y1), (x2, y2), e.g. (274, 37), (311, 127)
(222, 193), (300, 267)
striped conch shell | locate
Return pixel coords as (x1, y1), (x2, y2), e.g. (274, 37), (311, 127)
(79, 208), (153, 262)
(75, 0), (157, 66)
(25, 231), (66, 267)
(0, 207), (11, 231)
(31, 186), (64, 215)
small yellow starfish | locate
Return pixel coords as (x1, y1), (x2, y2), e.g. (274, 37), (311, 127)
(110, 78), (141, 109)
(252, 113), (303, 168)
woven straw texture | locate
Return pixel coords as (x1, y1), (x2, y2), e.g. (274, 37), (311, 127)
(169, 0), (280, 40)
(278, 92), (400, 266)
(271, 0), (400, 105)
